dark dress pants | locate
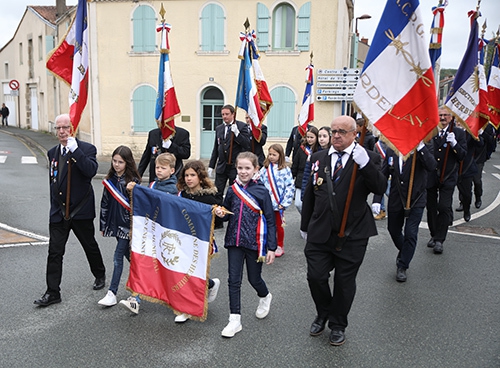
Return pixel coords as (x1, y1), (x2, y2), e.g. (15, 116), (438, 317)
(304, 236), (367, 331)
(426, 184), (455, 243)
(214, 166), (237, 197)
(388, 206), (424, 269)
(46, 219), (106, 296)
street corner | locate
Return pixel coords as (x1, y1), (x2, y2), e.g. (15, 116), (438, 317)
(0, 226), (48, 248)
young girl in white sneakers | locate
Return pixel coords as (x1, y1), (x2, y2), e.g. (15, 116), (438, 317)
(215, 152), (277, 337)
(259, 144), (295, 257)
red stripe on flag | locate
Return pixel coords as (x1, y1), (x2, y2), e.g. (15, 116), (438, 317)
(46, 41), (74, 84)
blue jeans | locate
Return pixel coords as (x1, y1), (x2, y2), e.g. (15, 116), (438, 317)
(227, 246), (269, 314)
(388, 206), (424, 269)
(109, 237), (130, 295)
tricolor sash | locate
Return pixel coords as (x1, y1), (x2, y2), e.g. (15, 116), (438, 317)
(102, 179), (130, 212)
(266, 164), (286, 225)
(231, 183), (268, 262)
(300, 145), (312, 157)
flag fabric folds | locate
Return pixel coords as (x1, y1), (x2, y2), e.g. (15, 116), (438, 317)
(445, 11), (489, 139)
(128, 185), (215, 321)
(155, 22), (181, 141)
(46, 0), (89, 133)
(487, 43), (500, 128)
(353, 0), (438, 157)
(428, 1), (447, 71)
(235, 31), (272, 142)
(298, 64), (315, 137)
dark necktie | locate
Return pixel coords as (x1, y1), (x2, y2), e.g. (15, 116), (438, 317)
(332, 152), (345, 183)
(62, 147), (67, 156)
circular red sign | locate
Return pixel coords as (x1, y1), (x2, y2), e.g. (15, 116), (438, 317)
(9, 80), (20, 90)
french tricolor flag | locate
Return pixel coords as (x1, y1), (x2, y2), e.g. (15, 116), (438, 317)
(445, 11), (489, 138)
(128, 186), (215, 321)
(46, 0), (89, 132)
(487, 44), (500, 129)
(353, 0), (438, 157)
(298, 64), (314, 137)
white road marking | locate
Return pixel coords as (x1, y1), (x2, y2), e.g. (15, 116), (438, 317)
(0, 156), (6, 163)
(0, 222), (49, 248)
(21, 156), (38, 164)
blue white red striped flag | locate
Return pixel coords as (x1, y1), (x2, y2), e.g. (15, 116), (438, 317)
(445, 11), (489, 138)
(236, 31), (272, 142)
(155, 22), (181, 141)
(128, 185), (215, 320)
(46, 0), (89, 133)
(298, 64), (314, 137)
(487, 43), (500, 128)
(353, 0), (438, 156)
(428, 1), (447, 71)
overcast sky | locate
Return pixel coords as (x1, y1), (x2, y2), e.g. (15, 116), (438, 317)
(1, 0), (498, 69)
(354, 0), (500, 69)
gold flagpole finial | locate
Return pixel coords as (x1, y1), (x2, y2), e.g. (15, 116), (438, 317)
(476, 0), (481, 13)
(159, 3), (166, 21)
(310, 51), (313, 64)
(244, 18), (250, 31)
(481, 20), (487, 39)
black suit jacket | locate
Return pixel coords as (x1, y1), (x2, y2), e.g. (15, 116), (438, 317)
(209, 120), (251, 173)
(301, 148), (387, 244)
(138, 127), (191, 183)
(249, 124), (267, 167)
(48, 139), (98, 223)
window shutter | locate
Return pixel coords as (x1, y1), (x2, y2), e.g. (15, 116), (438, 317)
(267, 87), (296, 138)
(256, 3), (269, 50)
(133, 86), (157, 132)
(297, 2), (311, 51)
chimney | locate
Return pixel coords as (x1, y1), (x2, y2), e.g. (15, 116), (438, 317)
(56, 0), (66, 18)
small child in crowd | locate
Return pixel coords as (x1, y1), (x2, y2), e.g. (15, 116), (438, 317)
(175, 160), (222, 323)
(98, 146), (140, 307)
(215, 152), (277, 338)
(259, 144), (295, 257)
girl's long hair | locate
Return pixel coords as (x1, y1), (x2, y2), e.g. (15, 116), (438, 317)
(301, 126), (319, 153)
(106, 145), (140, 184)
(263, 143), (286, 170)
(176, 160), (215, 192)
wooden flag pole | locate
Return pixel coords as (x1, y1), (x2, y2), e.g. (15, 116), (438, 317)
(405, 150), (417, 211)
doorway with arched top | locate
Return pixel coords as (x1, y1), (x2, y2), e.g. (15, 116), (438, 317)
(200, 86), (224, 158)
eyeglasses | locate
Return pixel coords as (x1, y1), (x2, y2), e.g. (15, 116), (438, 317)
(55, 126), (71, 131)
(439, 114), (451, 117)
(331, 129), (355, 136)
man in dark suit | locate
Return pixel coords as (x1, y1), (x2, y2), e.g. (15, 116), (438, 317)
(208, 104), (251, 196)
(378, 143), (436, 282)
(285, 124), (311, 162)
(245, 114), (267, 167)
(301, 115), (386, 346)
(34, 114), (106, 307)
(426, 107), (467, 254)
(138, 126), (191, 183)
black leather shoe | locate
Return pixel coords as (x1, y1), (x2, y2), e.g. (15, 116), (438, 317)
(93, 277), (106, 290)
(464, 210), (471, 222)
(427, 238), (435, 248)
(475, 199), (482, 209)
(329, 329), (346, 346)
(456, 203), (464, 212)
(310, 316), (327, 336)
(433, 241), (443, 254)
(396, 268), (407, 282)
(34, 293), (61, 307)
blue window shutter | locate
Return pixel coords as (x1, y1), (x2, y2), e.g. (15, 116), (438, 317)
(201, 4), (225, 51)
(133, 86), (157, 132)
(45, 35), (54, 54)
(133, 6), (156, 53)
(213, 5), (225, 51)
(256, 3), (269, 50)
(297, 2), (311, 51)
(200, 6), (210, 50)
(267, 87), (296, 138)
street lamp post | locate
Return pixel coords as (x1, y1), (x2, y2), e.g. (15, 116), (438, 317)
(355, 14), (372, 37)
(351, 14), (372, 68)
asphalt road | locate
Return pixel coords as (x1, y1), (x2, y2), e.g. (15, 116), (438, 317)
(1, 128), (500, 367)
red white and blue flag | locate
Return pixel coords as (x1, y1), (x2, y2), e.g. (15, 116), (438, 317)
(428, 1), (447, 71)
(445, 11), (489, 139)
(353, 0), (438, 157)
(46, 0), (89, 133)
(236, 30), (272, 142)
(487, 43), (500, 128)
(128, 185), (215, 321)
(298, 64), (314, 137)
(155, 22), (181, 141)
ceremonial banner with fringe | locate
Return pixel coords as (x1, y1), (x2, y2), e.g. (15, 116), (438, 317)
(128, 185), (215, 321)
(46, 0), (89, 132)
(487, 43), (500, 128)
(445, 11), (489, 138)
(353, 0), (438, 157)
(155, 21), (181, 141)
(428, 1), (447, 90)
(298, 64), (315, 137)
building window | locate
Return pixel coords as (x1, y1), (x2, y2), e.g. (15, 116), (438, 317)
(267, 86), (296, 138)
(132, 85), (157, 132)
(273, 3), (295, 50)
(19, 43), (23, 65)
(38, 36), (43, 61)
(132, 5), (156, 53)
(4, 63), (9, 79)
(200, 4), (225, 51)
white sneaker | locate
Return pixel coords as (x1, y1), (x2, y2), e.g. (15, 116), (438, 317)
(256, 293), (272, 319)
(119, 296), (140, 314)
(174, 313), (191, 323)
(207, 278), (220, 303)
(98, 290), (117, 306)
(221, 314), (242, 338)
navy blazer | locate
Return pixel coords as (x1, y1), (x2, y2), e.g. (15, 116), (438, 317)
(209, 120), (251, 173)
(249, 124), (268, 167)
(48, 139), (98, 223)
